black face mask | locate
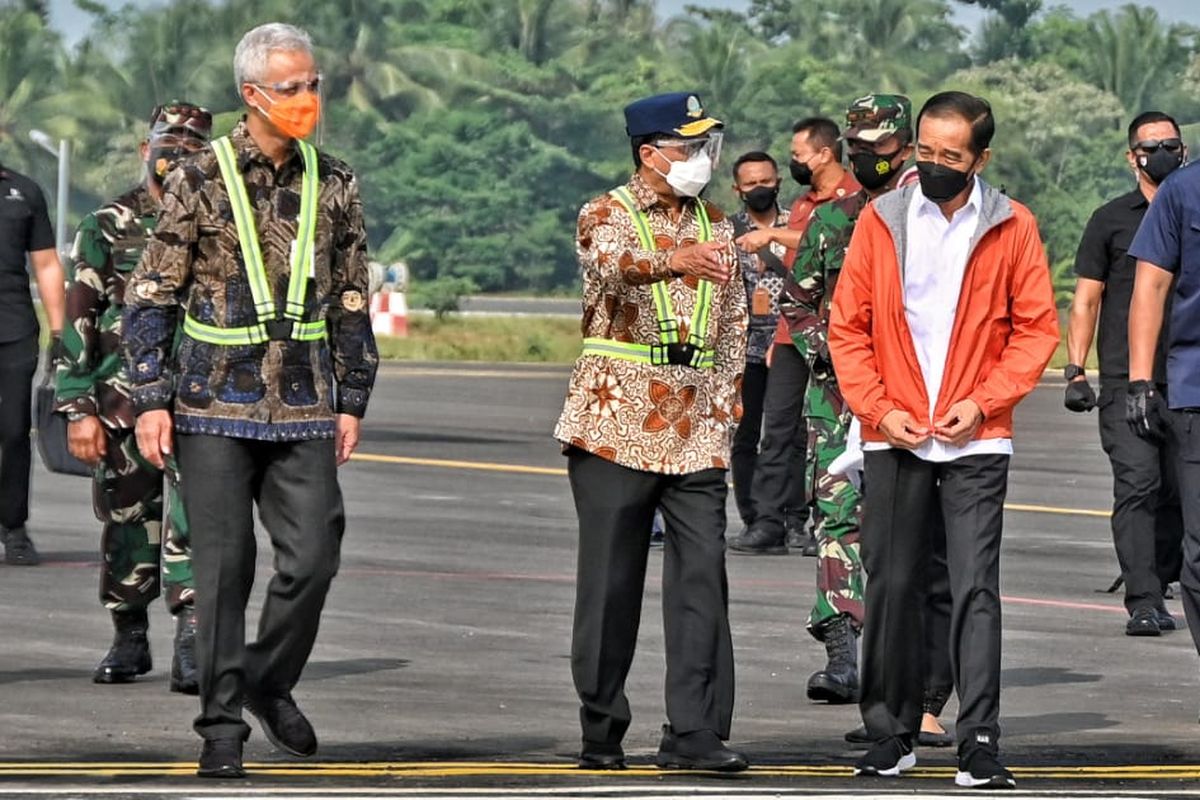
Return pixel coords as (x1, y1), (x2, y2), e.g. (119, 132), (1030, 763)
(916, 160), (974, 203)
(790, 158), (813, 186)
(1138, 149), (1184, 185)
(742, 185), (779, 213)
(148, 147), (189, 186)
(850, 150), (902, 191)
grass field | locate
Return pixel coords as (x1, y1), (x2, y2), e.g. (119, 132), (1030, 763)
(377, 315), (582, 363)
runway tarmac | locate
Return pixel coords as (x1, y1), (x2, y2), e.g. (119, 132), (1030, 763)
(2, 362), (1199, 796)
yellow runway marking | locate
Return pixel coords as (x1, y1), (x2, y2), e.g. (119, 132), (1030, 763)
(348, 453), (1113, 519)
(2, 761), (1200, 780)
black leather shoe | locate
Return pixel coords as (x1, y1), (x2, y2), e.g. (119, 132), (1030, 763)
(246, 692), (317, 757)
(844, 725), (873, 745)
(655, 725), (748, 771)
(1156, 606), (1178, 631)
(918, 729), (954, 748)
(1126, 607), (1161, 637)
(3, 526), (39, 566)
(728, 526), (787, 555)
(196, 737), (245, 779)
(579, 741), (625, 769)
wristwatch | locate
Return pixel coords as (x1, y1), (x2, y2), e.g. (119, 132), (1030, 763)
(1063, 364), (1085, 381)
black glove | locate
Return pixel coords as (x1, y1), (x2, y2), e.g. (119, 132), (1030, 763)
(1126, 380), (1168, 440)
(1064, 380), (1096, 412)
(46, 331), (67, 368)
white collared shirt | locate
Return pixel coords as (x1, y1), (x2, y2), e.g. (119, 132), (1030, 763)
(864, 177), (1013, 463)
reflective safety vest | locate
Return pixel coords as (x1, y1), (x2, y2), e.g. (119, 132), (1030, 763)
(182, 136), (326, 346)
(580, 187), (716, 369)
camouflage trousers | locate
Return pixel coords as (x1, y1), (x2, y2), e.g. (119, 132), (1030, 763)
(803, 363), (864, 638)
(96, 428), (193, 614)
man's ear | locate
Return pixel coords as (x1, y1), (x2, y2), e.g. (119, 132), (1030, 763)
(973, 147), (992, 174)
(638, 143), (659, 170)
(139, 141), (149, 161)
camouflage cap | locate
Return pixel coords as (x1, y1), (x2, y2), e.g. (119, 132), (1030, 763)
(148, 101), (213, 142)
(843, 94), (912, 143)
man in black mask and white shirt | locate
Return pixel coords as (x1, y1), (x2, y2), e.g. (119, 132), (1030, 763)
(1065, 111), (1186, 637)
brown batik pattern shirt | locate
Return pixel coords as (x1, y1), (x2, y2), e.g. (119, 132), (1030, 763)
(122, 120), (379, 442)
(554, 173), (747, 475)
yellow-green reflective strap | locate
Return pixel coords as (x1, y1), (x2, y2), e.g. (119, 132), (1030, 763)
(607, 187), (717, 348)
(183, 316), (328, 346)
(285, 140), (319, 319)
(608, 187), (654, 251)
(687, 201), (714, 351)
(212, 138), (273, 319)
(212, 137), (320, 324)
(580, 337), (714, 369)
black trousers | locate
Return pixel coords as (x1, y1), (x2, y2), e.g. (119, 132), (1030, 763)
(746, 343), (809, 535)
(731, 361), (768, 523)
(1099, 385), (1183, 611)
(0, 334), (37, 531)
(1166, 411), (1200, 655)
(924, 510), (954, 715)
(860, 449), (1008, 749)
(567, 448), (734, 745)
(177, 434), (345, 741)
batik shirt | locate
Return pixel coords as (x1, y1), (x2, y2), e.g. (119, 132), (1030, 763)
(123, 120), (379, 441)
(55, 184), (157, 428)
(731, 207), (790, 365)
(554, 173), (747, 475)
(788, 189), (868, 379)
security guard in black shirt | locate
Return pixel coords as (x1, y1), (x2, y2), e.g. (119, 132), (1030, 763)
(1065, 111), (1184, 635)
(0, 163), (66, 565)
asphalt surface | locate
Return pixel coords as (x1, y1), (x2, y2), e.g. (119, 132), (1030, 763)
(2, 362), (1200, 797)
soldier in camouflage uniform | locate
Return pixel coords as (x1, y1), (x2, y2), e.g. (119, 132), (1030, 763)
(785, 95), (915, 705)
(55, 102), (212, 691)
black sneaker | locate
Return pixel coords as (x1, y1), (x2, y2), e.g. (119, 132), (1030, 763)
(1126, 607), (1161, 637)
(3, 527), (39, 566)
(245, 692), (317, 757)
(956, 744), (1015, 789)
(854, 735), (915, 777)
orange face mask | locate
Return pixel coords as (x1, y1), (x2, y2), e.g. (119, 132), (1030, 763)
(252, 87), (320, 140)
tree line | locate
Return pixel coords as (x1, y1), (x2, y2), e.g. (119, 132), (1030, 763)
(1, 0), (1197, 303)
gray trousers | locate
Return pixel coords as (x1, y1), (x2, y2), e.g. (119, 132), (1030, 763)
(177, 433), (345, 741)
(860, 449), (1008, 750)
(567, 448), (734, 745)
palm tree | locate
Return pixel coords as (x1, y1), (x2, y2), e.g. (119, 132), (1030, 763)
(1082, 5), (1195, 116)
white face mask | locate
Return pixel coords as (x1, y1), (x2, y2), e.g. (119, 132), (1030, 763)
(654, 150), (713, 197)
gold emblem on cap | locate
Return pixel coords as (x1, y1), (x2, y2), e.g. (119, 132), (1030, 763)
(342, 290), (365, 312)
(686, 95), (703, 119)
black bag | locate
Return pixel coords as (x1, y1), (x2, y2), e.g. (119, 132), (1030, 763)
(35, 369), (93, 477)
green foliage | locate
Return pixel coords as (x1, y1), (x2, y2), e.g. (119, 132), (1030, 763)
(0, 0), (1198, 298)
(410, 276), (479, 320)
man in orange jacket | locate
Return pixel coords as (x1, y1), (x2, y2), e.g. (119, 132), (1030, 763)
(828, 91), (1058, 789)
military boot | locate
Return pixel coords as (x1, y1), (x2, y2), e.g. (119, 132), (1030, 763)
(806, 614), (859, 704)
(93, 608), (152, 684)
(170, 606), (199, 695)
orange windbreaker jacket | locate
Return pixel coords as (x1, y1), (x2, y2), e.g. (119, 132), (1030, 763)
(828, 182), (1059, 444)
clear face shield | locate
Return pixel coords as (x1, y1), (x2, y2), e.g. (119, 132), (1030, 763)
(654, 131), (724, 169)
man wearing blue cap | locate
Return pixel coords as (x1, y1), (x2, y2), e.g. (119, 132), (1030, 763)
(554, 92), (749, 772)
